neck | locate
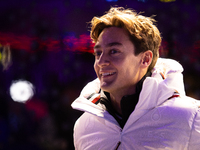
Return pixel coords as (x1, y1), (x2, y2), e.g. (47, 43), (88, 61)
(108, 71), (150, 115)
(109, 85), (136, 115)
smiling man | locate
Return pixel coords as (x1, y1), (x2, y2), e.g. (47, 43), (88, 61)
(71, 7), (200, 150)
(93, 27), (152, 115)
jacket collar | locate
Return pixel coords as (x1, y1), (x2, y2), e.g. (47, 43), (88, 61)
(71, 76), (176, 126)
(71, 58), (184, 126)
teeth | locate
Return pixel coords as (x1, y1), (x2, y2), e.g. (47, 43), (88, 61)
(102, 72), (114, 76)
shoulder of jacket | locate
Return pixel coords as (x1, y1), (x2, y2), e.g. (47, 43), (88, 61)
(153, 58), (183, 74)
(174, 96), (200, 113)
(80, 78), (100, 99)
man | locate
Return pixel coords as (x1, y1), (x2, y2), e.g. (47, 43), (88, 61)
(71, 7), (200, 149)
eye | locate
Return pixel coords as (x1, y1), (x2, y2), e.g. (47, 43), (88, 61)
(93, 50), (102, 58)
(110, 49), (120, 55)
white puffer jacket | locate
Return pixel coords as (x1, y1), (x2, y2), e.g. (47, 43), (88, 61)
(71, 58), (200, 150)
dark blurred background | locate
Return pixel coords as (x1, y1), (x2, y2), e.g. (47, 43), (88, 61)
(0, 0), (200, 149)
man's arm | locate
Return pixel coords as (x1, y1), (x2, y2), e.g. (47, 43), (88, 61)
(188, 107), (200, 150)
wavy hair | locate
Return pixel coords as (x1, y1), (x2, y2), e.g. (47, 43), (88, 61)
(90, 7), (161, 72)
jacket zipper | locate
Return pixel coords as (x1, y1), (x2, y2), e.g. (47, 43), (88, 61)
(114, 141), (121, 150)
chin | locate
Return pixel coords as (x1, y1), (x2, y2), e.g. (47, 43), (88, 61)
(100, 84), (113, 93)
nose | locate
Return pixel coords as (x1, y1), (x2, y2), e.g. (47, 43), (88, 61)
(96, 53), (110, 67)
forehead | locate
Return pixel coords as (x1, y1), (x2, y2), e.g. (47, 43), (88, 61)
(95, 27), (130, 47)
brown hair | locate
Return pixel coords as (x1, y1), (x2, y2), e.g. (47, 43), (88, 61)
(90, 7), (161, 72)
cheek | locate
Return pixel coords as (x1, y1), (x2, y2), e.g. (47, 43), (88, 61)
(118, 60), (136, 75)
(94, 62), (99, 75)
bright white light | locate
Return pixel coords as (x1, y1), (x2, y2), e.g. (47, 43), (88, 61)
(10, 80), (34, 103)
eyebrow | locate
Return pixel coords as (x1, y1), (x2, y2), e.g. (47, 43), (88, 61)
(94, 42), (123, 49)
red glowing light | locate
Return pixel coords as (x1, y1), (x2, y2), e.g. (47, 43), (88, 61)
(0, 32), (95, 53)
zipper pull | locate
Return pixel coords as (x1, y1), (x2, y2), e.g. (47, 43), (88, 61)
(114, 141), (121, 150)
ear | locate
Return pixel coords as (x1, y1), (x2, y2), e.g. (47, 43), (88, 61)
(141, 50), (153, 68)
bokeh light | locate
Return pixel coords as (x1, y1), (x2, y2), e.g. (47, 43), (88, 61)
(9, 80), (34, 103)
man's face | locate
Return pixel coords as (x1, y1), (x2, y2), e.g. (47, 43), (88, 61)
(94, 27), (143, 95)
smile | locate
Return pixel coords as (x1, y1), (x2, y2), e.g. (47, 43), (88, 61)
(101, 72), (116, 77)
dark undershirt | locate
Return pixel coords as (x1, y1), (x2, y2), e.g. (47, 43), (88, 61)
(100, 72), (151, 128)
